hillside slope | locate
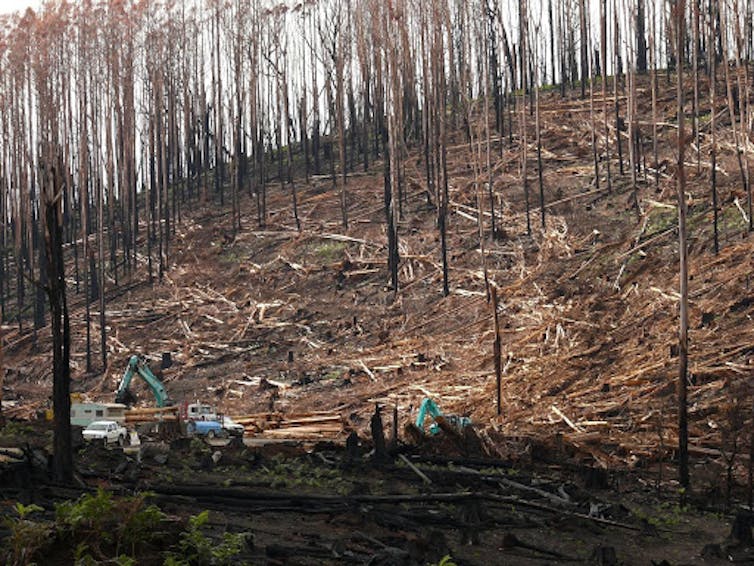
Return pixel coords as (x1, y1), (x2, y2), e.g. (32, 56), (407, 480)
(4, 75), (754, 485)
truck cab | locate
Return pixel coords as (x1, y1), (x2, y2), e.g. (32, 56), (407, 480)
(186, 419), (226, 439)
(83, 420), (129, 446)
(183, 402), (217, 422)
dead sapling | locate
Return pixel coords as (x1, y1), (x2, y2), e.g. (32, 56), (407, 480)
(720, 392), (746, 509)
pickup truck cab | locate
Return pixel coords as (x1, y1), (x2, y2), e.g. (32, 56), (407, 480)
(83, 420), (129, 446)
(186, 420), (226, 439)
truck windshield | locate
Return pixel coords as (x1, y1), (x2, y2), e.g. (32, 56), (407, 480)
(87, 423), (108, 431)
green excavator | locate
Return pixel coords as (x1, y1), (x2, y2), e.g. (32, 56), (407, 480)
(115, 355), (174, 407)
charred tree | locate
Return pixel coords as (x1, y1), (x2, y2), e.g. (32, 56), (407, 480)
(676, 0), (690, 493)
(42, 153), (73, 484)
(636, 0), (648, 73)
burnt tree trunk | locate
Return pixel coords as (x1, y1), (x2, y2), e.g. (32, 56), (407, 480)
(676, 0), (690, 493)
(44, 157), (73, 484)
(710, 0), (719, 255)
(636, 0), (648, 73)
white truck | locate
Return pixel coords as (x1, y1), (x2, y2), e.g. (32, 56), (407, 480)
(82, 420), (129, 446)
(221, 416), (245, 437)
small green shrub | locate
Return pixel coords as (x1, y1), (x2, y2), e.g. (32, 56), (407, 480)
(1, 502), (52, 566)
(163, 510), (249, 566)
(314, 241), (346, 263)
(55, 488), (165, 561)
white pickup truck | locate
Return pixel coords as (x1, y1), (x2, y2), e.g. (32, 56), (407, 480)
(83, 420), (129, 446)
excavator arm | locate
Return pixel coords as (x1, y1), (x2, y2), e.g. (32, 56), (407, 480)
(415, 398), (443, 433)
(415, 397), (471, 436)
(115, 355), (173, 407)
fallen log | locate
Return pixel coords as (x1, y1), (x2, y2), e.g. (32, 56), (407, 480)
(256, 425), (344, 438)
(149, 484), (478, 504)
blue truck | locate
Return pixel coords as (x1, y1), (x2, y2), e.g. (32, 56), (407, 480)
(186, 419), (226, 439)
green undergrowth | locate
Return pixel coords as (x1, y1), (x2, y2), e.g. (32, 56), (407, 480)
(1, 490), (250, 566)
(632, 500), (691, 532)
(250, 454), (349, 493)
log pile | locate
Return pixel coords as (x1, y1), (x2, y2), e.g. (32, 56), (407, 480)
(124, 406), (179, 424)
(1, 402), (43, 421)
(230, 410), (347, 440)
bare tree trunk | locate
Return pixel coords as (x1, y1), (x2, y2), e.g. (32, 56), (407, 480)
(434, 3), (449, 296)
(579, 0), (588, 98)
(98, 177), (106, 373)
(627, 16), (641, 220)
(710, 0), (719, 254)
(636, 0), (648, 73)
(650, 0), (659, 192)
(336, 9), (348, 229)
(549, 0), (556, 85)
(601, 0), (612, 192)
(535, 59), (545, 229)
(693, 0), (701, 172)
(492, 285), (502, 416)
(472, 91), (490, 300)
(676, 0), (690, 493)
(614, 1), (624, 176)
(214, 2), (225, 205)
(731, 0), (753, 232)
(721, 2), (749, 234)
(589, 6), (600, 194)
(43, 153), (73, 484)
(520, 0), (531, 236)
(483, 1), (497, 237)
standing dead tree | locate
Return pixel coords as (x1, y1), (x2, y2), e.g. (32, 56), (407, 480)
(709, 0), (719, 254)
(372, 0), (400, 292)
(613, 0), (624, 176)
(720, 2), (750, 236)
(601, 0), (612, 192)
(32, 6), (73, 482)
(627, 3), (641, 220)
(43, 151), (73, 484)
(675, 0), (690, 493)
(519, 0), (531, 237)
(534, 30), (546, 230)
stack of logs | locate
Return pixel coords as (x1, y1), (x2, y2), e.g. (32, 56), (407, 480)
(124, 406), (179, 424)
(230, 410), (346, 440)
(1, 403), (41, 421)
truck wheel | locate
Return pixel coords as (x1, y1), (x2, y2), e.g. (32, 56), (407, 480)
(207, 430), (216, 440)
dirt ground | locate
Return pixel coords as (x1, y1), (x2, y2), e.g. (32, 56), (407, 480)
(3, 74), (754, 563)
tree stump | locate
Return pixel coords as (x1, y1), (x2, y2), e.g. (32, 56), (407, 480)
(370, 404), (387, 464)
(730, 510), (754, 545)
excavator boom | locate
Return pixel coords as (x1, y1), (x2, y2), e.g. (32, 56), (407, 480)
(115, 355), (173, 407)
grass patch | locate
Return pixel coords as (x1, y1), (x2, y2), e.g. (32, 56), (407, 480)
(645, 206), (676, 236)
(219, 248), (245, 264)
(313, 240), (347, 263)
